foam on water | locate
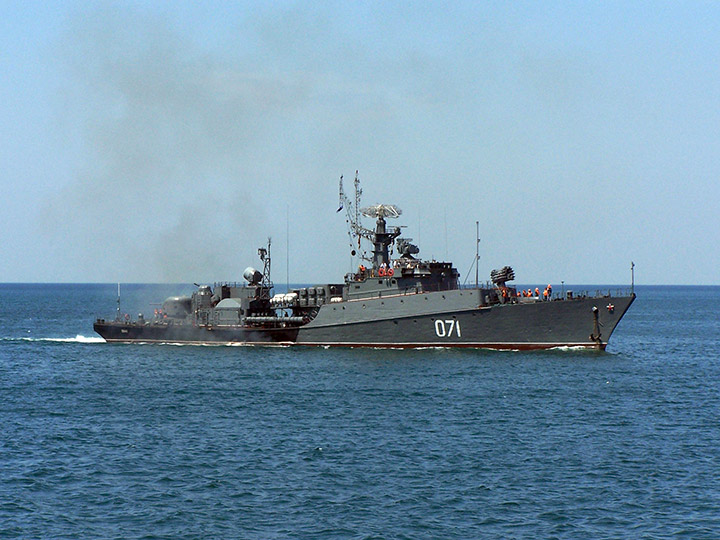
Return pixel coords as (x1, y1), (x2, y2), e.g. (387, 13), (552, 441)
(3, 335), (106, 344)
(548, 345), (598, 352)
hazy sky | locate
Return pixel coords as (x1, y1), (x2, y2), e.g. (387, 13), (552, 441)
(2, 1), (719, 285)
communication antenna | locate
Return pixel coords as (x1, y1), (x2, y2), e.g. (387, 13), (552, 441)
(257, 238), (273, 296)
(338, 171), (375, 262)
(461, 221), (481, 288)
(116, 282), (121, 321)
(631, 261), (635, 294)
(475, 221), (480, 289)
(444, 207), (448, 261)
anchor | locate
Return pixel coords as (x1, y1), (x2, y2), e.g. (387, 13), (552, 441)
(589, 306), (604, 349)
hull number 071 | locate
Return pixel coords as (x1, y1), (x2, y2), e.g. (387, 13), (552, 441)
(434, 319), (461, 338)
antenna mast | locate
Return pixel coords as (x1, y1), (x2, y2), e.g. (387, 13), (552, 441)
(475, 221), (479, 289)
(116, 283), (121, 321)
(257, 238), (273, 297)
(338, 171), (375, 261)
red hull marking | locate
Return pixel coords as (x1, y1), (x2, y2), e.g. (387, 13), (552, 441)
(101, 339), (605, 351)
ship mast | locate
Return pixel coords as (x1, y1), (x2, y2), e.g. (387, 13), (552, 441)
(116, 282), (121, 321)
(339, 171), (375, 251)
(338, 172), (401, 270)
(257, 238), (273, 298)
(475, 221), (479, 289)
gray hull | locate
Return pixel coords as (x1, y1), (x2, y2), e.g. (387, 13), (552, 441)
(93, 321), (297, 345)
(95, 289), (634, 350)
(296, 289), (634, 350)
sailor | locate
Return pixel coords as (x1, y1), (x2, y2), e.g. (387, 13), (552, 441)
(535, 287), (540, 298)
(543, 289), (548, 301)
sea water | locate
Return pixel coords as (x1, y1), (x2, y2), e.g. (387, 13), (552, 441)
(1, 284), (719, 539)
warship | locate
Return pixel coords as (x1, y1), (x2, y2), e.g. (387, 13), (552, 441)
(94, 174), (635, 350)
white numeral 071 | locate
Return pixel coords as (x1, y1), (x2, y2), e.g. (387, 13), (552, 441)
(434, 319), (461, 338)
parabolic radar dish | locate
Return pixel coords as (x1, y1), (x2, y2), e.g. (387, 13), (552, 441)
(360, 204), (402, 219)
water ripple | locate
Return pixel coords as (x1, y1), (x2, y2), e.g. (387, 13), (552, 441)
(1, 285), (720, 538)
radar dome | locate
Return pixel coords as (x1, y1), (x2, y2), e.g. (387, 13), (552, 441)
(243, 267), (262, 284)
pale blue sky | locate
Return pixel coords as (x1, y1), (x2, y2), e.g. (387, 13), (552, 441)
(2, 1), (719, 284)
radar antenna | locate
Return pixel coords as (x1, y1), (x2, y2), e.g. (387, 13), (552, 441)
(360, 204), (402, 219)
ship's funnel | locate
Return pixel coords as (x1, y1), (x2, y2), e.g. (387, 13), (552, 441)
(243, 267), (262, 284)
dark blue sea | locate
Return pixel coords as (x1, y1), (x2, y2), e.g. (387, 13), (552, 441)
(1, 284), (719, 539)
